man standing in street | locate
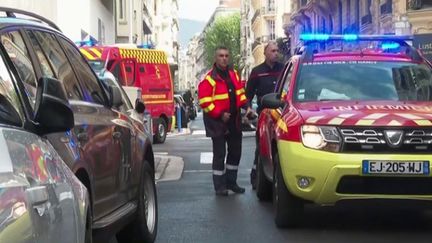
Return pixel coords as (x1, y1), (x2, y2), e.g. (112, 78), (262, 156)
(246, 41), (284, 189)
(198, 46), (251, 196)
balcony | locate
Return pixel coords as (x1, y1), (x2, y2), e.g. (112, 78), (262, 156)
(380, 0), (392, 16)
(251, 8), (261, 25)
(261, 6), (276, 16)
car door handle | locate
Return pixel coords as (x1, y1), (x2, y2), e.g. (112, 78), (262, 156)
(77, 132), (89, 142)
(26, 186), (49, 206)
(112, 131), (122, 139)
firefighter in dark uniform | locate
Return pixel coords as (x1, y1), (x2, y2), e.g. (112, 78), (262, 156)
(198, 46), (252, 196)
(246, 41), (284, 189)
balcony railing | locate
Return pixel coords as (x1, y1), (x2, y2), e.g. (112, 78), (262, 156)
(251, 8), (260, 25)
(361, 14), (372, 25)
(380, 0), (392, 15)
(261, 6), (276, 16)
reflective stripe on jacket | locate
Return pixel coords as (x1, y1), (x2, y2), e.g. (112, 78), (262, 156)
(198, 68), (247, 119)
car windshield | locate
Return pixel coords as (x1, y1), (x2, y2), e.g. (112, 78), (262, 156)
(88, 60), (105, 75)
(294, 61), (432, 102)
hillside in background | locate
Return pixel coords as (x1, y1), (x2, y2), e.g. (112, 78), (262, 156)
(179, 18), (206, 49)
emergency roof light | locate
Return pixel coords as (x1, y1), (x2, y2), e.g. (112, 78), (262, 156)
(75, 40), (97, 47)
(299, 34), (413, 42)
(298, 34), (421, 62)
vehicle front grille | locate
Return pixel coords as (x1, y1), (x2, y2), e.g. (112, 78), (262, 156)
(339, 128), (432, 153)
(336, 176), (432, 195)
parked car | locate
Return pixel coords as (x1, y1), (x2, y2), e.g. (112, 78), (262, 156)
(174, 94), (190, 128)
(0, 8), (157, 242)
(0, 12), (89, 243)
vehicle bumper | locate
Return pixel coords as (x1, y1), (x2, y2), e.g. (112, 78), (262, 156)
(277, 140), (432, 205)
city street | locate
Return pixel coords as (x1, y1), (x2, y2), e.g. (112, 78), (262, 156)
(154, 113), (432, 243)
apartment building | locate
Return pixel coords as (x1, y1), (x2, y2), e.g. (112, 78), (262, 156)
(286, 0), (431, 61)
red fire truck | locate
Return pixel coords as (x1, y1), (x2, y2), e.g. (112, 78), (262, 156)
(80, 44), (174, 143)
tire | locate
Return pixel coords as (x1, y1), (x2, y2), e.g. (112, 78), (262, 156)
(117, 161), (158, 243)
(256, 154), (272, 201)
(153, 118), (167, 144)
(273, 151), (304, 228)
(85, 205), (93, 243)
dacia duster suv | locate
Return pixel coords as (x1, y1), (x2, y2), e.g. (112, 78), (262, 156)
(0, 8), (157, 242)
(256, 34), (432, 228)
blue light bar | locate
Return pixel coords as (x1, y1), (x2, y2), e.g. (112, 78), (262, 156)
(343, 34), (358, 41)
(299, 34), (413, 42)
(300, 34), (329, 41)
(381, 42), (400, 50)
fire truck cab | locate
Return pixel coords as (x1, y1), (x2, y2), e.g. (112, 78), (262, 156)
(80, 43), (174, 143)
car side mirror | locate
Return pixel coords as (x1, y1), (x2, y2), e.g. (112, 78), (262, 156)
(135, 99), (145, 114)
(33, 77), (74, 134)
(261, 93), (286, 109)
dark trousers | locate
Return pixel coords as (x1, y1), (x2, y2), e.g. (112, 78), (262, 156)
(211, 132), (242, 190)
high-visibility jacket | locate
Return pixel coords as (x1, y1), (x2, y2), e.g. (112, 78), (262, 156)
(198, 67), (247, 119)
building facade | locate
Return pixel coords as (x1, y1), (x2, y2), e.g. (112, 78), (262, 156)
(1, 0), (116, 44)
(286, 0), (432, 61)
(249, 0), (292, 66)
(153, 0), (180, 90)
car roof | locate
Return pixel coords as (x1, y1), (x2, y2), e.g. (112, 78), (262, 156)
(0, 17), (59, 32)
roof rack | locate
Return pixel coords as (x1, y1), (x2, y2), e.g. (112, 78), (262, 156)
(0, 7), (60, 31)
(297, 34), (421, 63)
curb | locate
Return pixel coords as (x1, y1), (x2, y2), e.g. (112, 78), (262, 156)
(167, 128), (192, 137)
(155, 155), (170, 180)
(154, 154), (184, 182)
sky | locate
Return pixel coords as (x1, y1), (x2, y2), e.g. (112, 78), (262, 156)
(178, 0), (219, 22)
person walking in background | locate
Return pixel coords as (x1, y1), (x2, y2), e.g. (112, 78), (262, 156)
(246, 41), (284, 190)
(198, 46), (252, 196)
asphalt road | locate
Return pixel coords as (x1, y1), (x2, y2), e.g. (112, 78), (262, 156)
(152, 113), (432, 243)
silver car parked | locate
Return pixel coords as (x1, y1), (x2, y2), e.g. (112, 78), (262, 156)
(0, 12), (90, 243)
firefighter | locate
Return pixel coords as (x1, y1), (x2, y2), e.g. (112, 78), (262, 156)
(198, 46), (252, 196)
(246, 41), (284, 190)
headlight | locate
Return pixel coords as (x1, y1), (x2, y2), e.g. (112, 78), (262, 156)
(301, 125), (341, 152)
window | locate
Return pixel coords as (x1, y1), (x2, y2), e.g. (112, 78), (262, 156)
(122, 60), (135, 86)
(267, 0), (275, 11)
(268, 20), (275, 40)
(294, 62), (432, 102)
(31, 31), (83, 100)
(119, 0), (125, 20)
(1, 31), (37, 106)
(278, 63), (293, 100)
(0, 53), (23, 126)
(26, 31), (54, 78)
(59, 37), (106, 105)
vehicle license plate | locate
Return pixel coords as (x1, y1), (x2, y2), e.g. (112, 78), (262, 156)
(362, 160), (430, 175)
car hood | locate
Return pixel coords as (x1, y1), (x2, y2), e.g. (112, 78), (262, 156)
(295, 101), (432, 127)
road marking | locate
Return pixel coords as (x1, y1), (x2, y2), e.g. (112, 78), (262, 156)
(192, 130), (206, 135)
(200, 152), (213, 164)
(154, 152), (168, 155)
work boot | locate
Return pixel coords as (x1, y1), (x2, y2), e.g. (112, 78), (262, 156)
(227, 184), (245, 194)
(215, 188), (229, 196)
(250, 169), (256, 190)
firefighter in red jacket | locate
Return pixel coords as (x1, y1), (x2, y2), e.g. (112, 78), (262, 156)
(198, 46), (252, 196)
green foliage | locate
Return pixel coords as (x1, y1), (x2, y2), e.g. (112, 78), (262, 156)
(204, 13), (241, 71)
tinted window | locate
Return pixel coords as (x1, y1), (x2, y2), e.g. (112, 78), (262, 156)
(0, 53), (22, 126)
(279, 63), (293, 99)
(31, 31), (83, 100)
(26, 31), (54, 78)
(1, 31), (37, 106)
(295, 61), (432, 102)
(59, 38), (106, 105)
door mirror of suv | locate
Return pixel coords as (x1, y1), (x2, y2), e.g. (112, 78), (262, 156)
(34, 77), (74, 134)
(261, 93), (286, 109)
(108, 85), (123, 108)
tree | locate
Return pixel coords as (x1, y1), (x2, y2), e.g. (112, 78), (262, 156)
(204, 13), (241, 71)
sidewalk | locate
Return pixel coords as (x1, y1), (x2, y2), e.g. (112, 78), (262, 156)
(154, 153), (184, 182)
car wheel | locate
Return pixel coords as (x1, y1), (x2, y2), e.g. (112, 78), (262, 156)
(273, 151), (303, 228)
(153, 118), (167, 144)
(85, 205), (93, 243)
(256, 154), (272, 201)
(117, 161), (158, 243)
